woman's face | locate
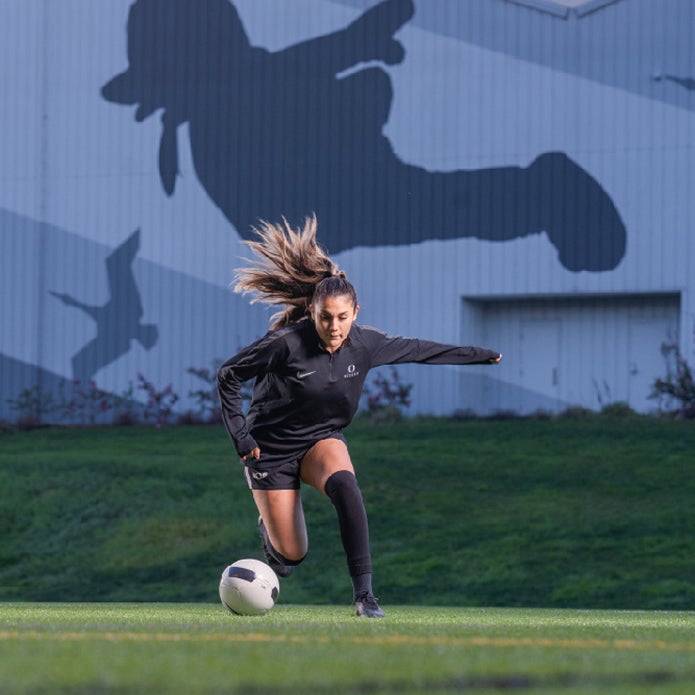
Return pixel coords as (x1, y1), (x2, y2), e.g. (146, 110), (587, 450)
(310, 294), (359, 353)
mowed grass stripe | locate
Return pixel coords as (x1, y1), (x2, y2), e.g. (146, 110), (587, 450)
(3, 629), (695, 652)
(3, 419), (695, 609)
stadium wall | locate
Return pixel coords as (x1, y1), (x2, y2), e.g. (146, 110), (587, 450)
(1, 0), (693, 422)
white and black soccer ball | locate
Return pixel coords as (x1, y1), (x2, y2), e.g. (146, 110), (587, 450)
(219, 559), (280, 616)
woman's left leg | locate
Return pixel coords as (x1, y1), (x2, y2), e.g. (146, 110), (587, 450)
(301, 438), (384, 617)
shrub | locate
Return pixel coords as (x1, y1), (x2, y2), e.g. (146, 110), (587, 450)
(137, 373), (180, 426)
(0, 420), (14, 434)
(187, 358), (252, 423)
(558, 406), (594, 420)
(600, 401), (637, 419)
(362, 367), (413, 422)
(111, 381), (138, 425)
(60, 379), (112, 425)
(650, 342), (695, 419)
(485, 409), (521, 421)
(6, 384), (55, 428)
(186, 360), (224, 423)
(449, 408), (478, 421)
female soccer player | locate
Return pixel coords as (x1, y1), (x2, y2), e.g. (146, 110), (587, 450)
(217, 216), (501, 617)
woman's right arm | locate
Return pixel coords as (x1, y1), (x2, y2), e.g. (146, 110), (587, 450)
(217, 333), (283, 459)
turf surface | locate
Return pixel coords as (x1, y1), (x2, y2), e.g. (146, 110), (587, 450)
(2, 420), (694, 692)
(2, 603), (694, 693)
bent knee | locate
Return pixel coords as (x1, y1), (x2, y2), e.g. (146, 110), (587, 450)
(325, 469), (362, 503)
(284, 551), (307, 566)
(273, 538), (308, 565)
(277, 547), (308, 566)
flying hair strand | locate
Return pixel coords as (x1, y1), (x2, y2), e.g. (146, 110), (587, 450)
(234, 215), (350, 328)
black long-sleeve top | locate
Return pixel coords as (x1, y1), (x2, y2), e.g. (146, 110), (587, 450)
(217, 318), (499, 466)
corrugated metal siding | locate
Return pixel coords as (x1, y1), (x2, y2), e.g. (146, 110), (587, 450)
(464, 293), (680, 414)
(1, 0), (694, 421)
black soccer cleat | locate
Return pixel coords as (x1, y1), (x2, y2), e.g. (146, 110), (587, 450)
(354, 591), (385, 618)
(258, 517), (293, 577)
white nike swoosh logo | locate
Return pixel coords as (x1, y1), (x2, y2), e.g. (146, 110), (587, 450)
(297, 371), (317, 379)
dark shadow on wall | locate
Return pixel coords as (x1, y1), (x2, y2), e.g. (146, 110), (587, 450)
(102, 0), (627, 272)
(654, 73), (695, 90)
(50, 229), (158, 383)
(0, 208), (272, 404)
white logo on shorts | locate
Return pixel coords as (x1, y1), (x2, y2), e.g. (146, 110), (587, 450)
(252, 471), (269, 480)
(297, 370), (316, 379)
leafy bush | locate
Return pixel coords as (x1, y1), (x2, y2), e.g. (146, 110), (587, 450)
(362, 367), (413, 422)
(650, 342), (695, 419)
(136, 373), (180, 426)
(111, 381), (139, 425)
(186, 358), (253, 423)
(57, 379), (112, 425)
(6, 384), (55, 429)
(600, 401), (637, 419)
(558, 406), (594, 420)
(186, 360), (224, 423)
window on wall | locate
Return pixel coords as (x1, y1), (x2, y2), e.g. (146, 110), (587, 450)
(505, 0), (621, 18)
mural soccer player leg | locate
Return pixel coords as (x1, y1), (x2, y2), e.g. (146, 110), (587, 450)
(102, 0), (626, 274)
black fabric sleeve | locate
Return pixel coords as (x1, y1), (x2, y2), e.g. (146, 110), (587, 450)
(217, 333), (287, 458)
(361, 326), (500, 368)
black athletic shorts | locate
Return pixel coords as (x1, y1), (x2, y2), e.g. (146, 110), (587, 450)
(242, 432), (347, 491)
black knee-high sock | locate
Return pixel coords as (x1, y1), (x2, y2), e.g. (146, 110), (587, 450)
(325, 470), (373, 597)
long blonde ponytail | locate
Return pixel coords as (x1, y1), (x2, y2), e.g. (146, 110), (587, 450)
(234, 215), (351, 329)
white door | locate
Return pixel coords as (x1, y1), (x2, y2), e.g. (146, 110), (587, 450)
(519, 319), (562, 411)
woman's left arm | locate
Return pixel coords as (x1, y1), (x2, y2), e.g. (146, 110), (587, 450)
(361, 326), (501, 368)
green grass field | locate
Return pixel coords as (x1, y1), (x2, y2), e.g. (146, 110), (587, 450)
(1, 419), (693, 608)
(1, 419), (694, 692)
(2, 602), (694, 693)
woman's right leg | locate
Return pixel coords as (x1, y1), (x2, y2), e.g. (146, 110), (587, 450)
(252, 489), (308, 565)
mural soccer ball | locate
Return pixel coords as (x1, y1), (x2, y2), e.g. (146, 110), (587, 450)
(219, 559), (280, 616)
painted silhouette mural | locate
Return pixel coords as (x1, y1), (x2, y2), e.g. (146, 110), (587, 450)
(654, 73), (695, 91)
(50, 229), (158, 382)
(102, 0), (627, 272)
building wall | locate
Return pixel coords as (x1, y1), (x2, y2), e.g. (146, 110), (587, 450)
(1, 0), (693, 421)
